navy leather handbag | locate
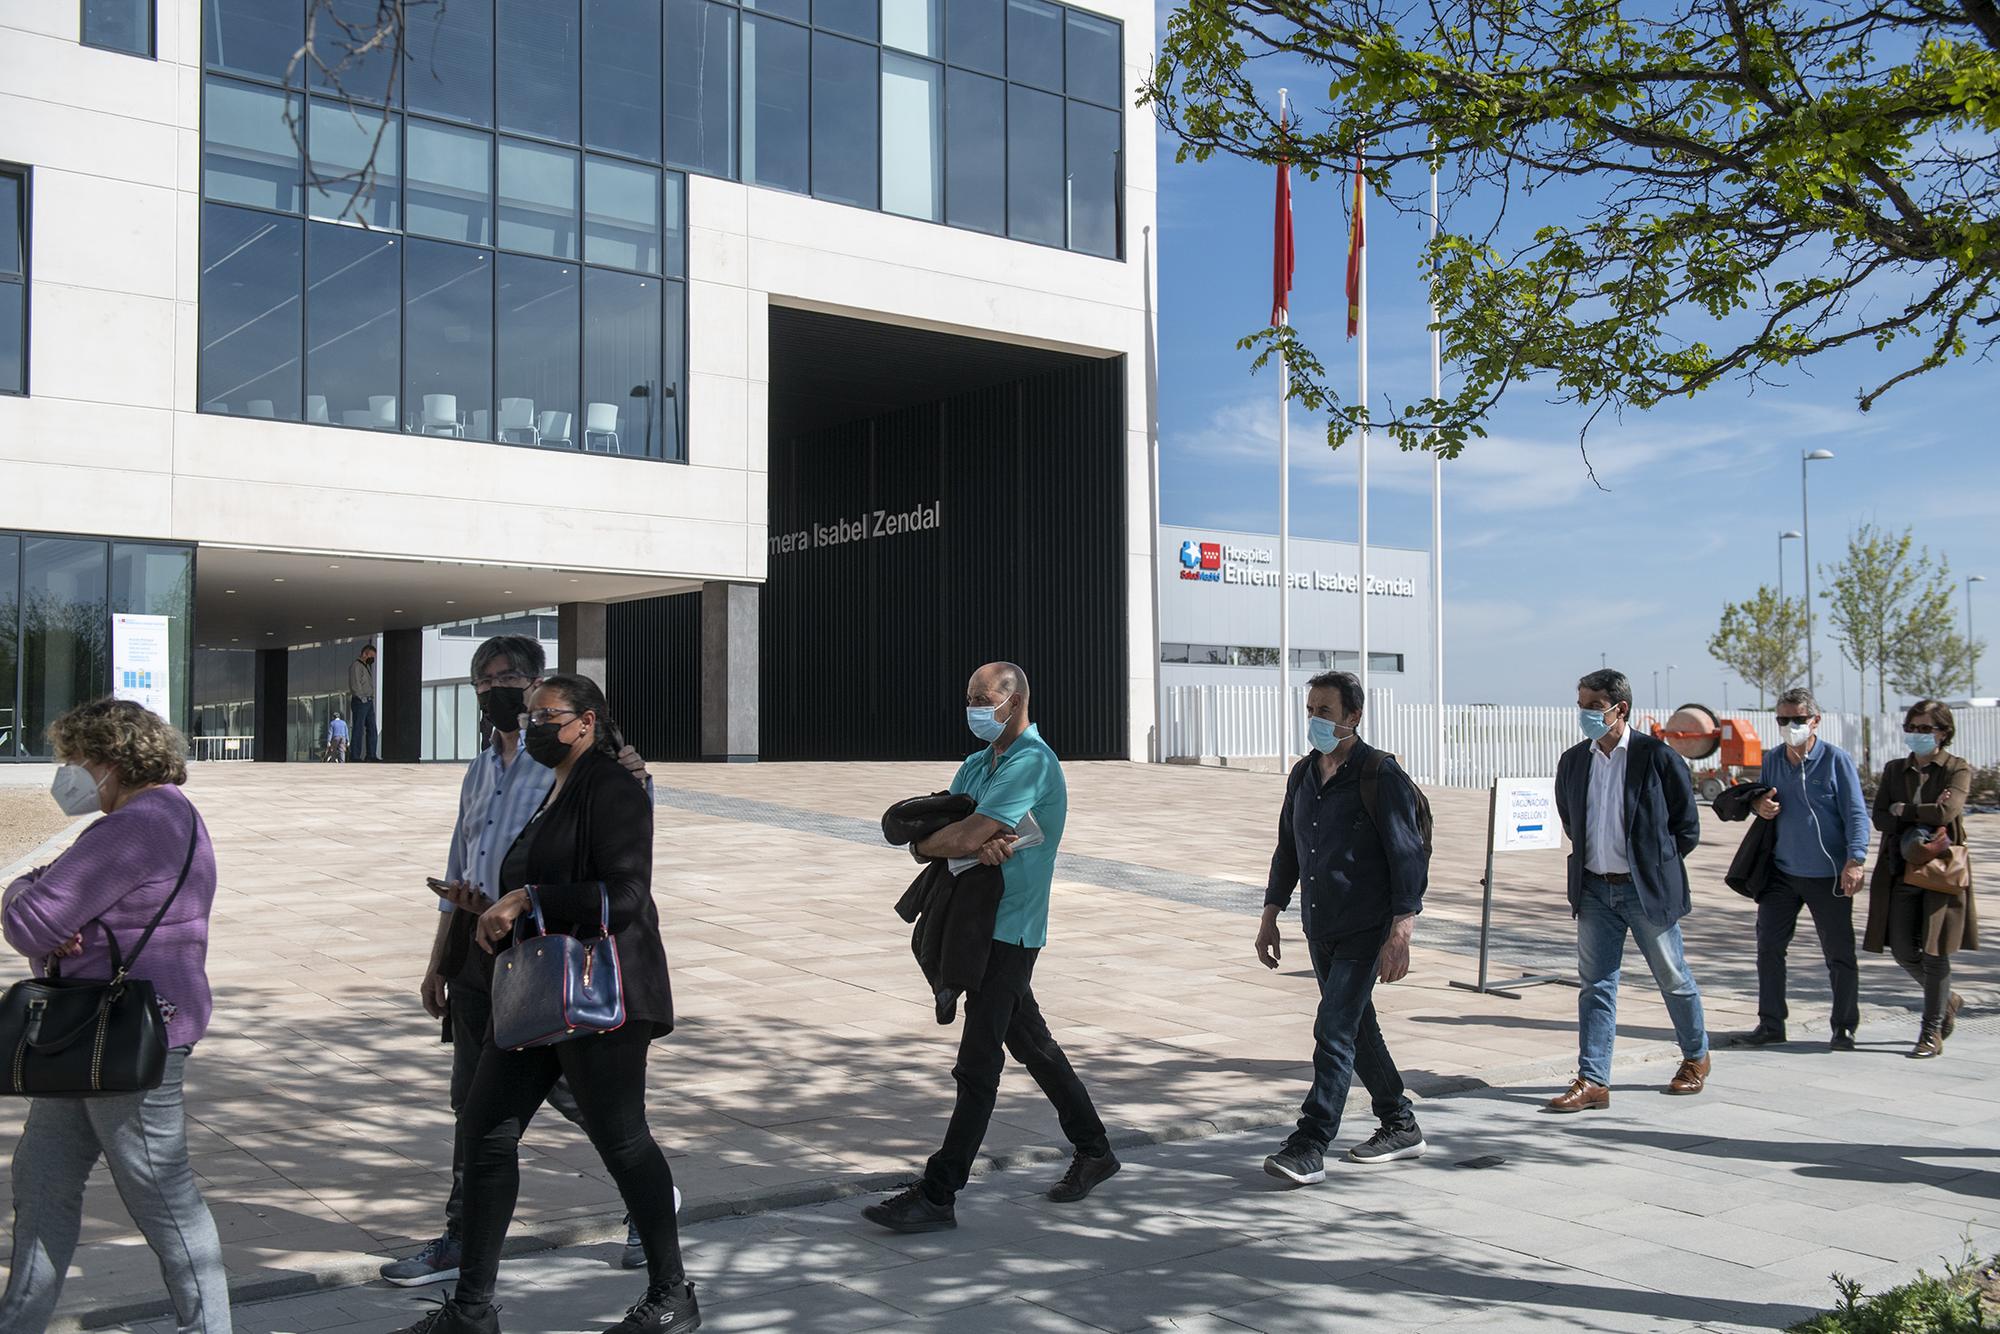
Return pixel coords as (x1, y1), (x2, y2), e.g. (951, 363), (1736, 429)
(491, 886), (626, 1050)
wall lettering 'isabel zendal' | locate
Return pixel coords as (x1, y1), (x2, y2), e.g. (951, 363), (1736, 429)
(768, 500), (942, 556)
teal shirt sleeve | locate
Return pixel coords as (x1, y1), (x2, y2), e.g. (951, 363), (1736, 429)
(974, 748), (1051, 831)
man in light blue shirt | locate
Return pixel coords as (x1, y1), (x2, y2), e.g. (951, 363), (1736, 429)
(864, 662), (1117, 1235)
(1740, 686), (1871, 1049)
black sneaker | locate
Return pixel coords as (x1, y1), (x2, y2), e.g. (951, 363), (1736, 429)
(1730, 1025), (1786, 1047)
(1830, 1030), (1857, 1052)
(389, 1297), (499, 1334)
(862, 1183), (957, 1233)
(380, 1234), (463, 1287)
(1047, 1148), (1121, 1202)
(603, 1281), (701, 1333)
(1263, 1135), (1326, 1186)
(1347, 1121), (1426, 1166)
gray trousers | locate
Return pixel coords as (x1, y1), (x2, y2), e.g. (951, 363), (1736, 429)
(0, 1047), (230, 1334)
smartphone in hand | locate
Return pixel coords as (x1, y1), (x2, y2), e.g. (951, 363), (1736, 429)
(427, 877), (492, 912)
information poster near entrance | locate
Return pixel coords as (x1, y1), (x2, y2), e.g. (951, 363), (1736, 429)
(1450, 776), (1577, 999)
(113, 613), (174, 722)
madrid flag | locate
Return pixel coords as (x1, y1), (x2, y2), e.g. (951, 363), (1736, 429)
(1271, 116), (1293, 327)
(1346, 148), (1366, 337)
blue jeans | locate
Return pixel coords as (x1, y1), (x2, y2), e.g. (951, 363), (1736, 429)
(1296, 932), (1416, 1148)
(1576, 875), (1708, 1086)
(351, 695), (378, 760)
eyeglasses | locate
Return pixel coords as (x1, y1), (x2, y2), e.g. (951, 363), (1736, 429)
(1774, 715), (1814, 726)
(521, 708), (580, 727)
(473, 671), (533, 691)
(1905, 724), (1939, 735)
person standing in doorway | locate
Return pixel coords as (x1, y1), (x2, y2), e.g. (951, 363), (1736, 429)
(1547, 669), (1712, 1111)
(863, 662), (1119, 1233)
(1256, 670), (1429, 1185)
(349, 642), (379, 761)
(1736, 687), (1870, 1050)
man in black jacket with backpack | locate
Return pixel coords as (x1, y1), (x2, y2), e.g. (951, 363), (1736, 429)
(1257, 670), (1430, 1185)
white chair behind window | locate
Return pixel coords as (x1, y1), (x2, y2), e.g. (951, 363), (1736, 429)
(306, 395), (331, 423)
(538, 410), (574, 447)
(247, 399), (275, 418)
(470, 408), (490, 439)
(497, 397), (539, 445)
(584, 401), (621, 453)
(369, 395), (398, 430)
(421, 394), (462, 437)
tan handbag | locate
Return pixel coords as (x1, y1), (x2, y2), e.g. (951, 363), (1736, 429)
(1904, 842), (1970, 895)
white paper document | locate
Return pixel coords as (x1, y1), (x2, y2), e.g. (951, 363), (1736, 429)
(948, 811), (1044, 876)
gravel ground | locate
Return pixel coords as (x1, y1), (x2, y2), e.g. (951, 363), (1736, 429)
(0, 788), (76, 871)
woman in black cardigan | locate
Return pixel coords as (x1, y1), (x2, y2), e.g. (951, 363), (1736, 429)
(396, 674), (696, 1334)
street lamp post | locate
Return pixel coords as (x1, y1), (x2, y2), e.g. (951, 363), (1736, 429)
(1972, 575), (1988, 696)
(1652, 670), (1660, 710)
(1802, 450), (1835, 691)
(1666, 663), (1677, 707)
(1779, 530), (1801, 606)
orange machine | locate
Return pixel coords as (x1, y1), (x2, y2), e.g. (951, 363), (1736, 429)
(1651, 703), (1765, 802)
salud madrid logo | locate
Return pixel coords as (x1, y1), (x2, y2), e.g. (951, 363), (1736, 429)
(1179, 540), (1222, 581)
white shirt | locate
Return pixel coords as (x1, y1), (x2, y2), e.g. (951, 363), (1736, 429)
(1585, 725), (1632, 875)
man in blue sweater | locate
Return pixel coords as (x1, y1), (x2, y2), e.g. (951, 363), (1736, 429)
(1739, 687), (1871, 1050)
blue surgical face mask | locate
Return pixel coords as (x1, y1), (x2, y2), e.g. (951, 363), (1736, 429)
(1905, 730), (1938, 757)
(1306, 716), (1353, 754)
(966, 694), (1013, 743)
(1578, 708), (1611, 741)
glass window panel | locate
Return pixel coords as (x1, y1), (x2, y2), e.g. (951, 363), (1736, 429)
(204, 0), (302, 82)
(83, 0), (153, 56)
(420, 684), (437, 760)
(199, 203), (302, 419)
(204, 77), (303, 212)
(1065, 9), (1119, 106)
(1066, 100), (1118, 256)
(583, 0), (663, 160)
(1006, 0), (1061, 90)
(945, 0), (1001, 74)
(662, 278), (685, 461)
(814, 0), (875, 40)
(406, 0), (493, 125)
(0, 536), (14, 755)
(741, 16), (809, 194)
(811, 34), (877, 208)
(1007, 84), (1062, 244)
(882, 0), (938, 56)
(407, 119), (492, 243)
(584, 157), (660, 273)
(496, 254), (579, 448)
(110, 545), (192, 731)
(406, 239), (493, 440)
(457, 680), (478, 756)
(664, 172), (686, 278)
(307, 224), (401, 430)
(308, 100), (400, 228)
(497, 139), (579, 258)
(0, 284), (20, 396)
(881, 54), (940, 221)
(582, 268), (661, 457)
(944, 68), (1003, 233)
(309, 0), (401, 103)
(20, 539), (108, 761)
(665, 0), (737, 178)
(743, 0), (808, 24)
(0, 174), (18, 276)
(498, 0), (580, 141)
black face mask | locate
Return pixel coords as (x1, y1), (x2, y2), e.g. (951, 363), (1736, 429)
(479, 685), (527, 733)
(523, 721), (574, 768)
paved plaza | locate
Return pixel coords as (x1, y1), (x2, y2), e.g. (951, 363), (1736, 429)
(2, 759), (1995, 1330)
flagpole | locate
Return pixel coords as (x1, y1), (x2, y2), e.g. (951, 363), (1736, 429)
(1277, 88), (1292, 762)
(1356, 151), (1371, 709)
(1429, 156), (1445, 785)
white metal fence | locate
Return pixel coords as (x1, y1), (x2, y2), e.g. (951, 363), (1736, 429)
(1161, 686), (2000, 788)
(191, 735), (254, 762)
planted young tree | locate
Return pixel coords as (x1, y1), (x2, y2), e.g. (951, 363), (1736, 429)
(1709, 588), (1807, 710)
(1144, 0), (2000, 457)
(1821, 525), (1952, 760)
(1888, 605), (1984, 700)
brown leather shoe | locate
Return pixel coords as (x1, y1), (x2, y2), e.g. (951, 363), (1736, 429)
(1913, 1024), (1944, 1059)
(1666, 1054), (1711, 1095)
(1546, 1077), (1610, 1113)
(1942, 992), (1963, 1040)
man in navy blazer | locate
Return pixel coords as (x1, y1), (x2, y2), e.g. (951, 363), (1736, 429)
(1546, 668), (1713, 1111)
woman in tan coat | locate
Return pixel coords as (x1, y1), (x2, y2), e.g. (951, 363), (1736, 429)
(1865, 699), (1978, 1057)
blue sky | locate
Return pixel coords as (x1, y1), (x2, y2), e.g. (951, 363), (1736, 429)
(1150, 78), (1997, 712)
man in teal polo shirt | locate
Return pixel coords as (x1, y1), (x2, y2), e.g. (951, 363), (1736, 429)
(863, 662), (1119, 1233)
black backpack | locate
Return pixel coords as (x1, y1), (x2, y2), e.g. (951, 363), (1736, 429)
(1359, 750), (1433, 859)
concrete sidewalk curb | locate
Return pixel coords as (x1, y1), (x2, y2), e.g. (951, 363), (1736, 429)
(46, 1046), (1615, 1332)
(0, 814), (93, 884)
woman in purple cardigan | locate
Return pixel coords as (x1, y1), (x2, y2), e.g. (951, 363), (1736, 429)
(0, 699), (230, 1334)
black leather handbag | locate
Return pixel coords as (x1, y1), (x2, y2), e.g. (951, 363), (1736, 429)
(0, 812), (199, 1098)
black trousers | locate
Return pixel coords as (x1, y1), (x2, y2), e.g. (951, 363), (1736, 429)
(923, 940), (1108, 1199)
(444, 983), (583, 1237)
(1756, 871), (1860, 1034)
(1885, 886), (1953, 1027)
(454, 1027), (682, 1309)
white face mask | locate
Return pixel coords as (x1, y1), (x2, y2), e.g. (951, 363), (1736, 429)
(1780, 722), (1813, 748)
(50, 764), (107, 816)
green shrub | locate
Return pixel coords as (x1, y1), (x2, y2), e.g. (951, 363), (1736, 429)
(1787, 1252), (1997, 1333)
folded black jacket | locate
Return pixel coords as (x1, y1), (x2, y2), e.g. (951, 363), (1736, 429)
(1715, 783), (1779, 901)
(884, 792), (1000, 995)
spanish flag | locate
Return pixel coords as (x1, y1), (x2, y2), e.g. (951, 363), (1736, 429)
(1345, 147), (1365, 338)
